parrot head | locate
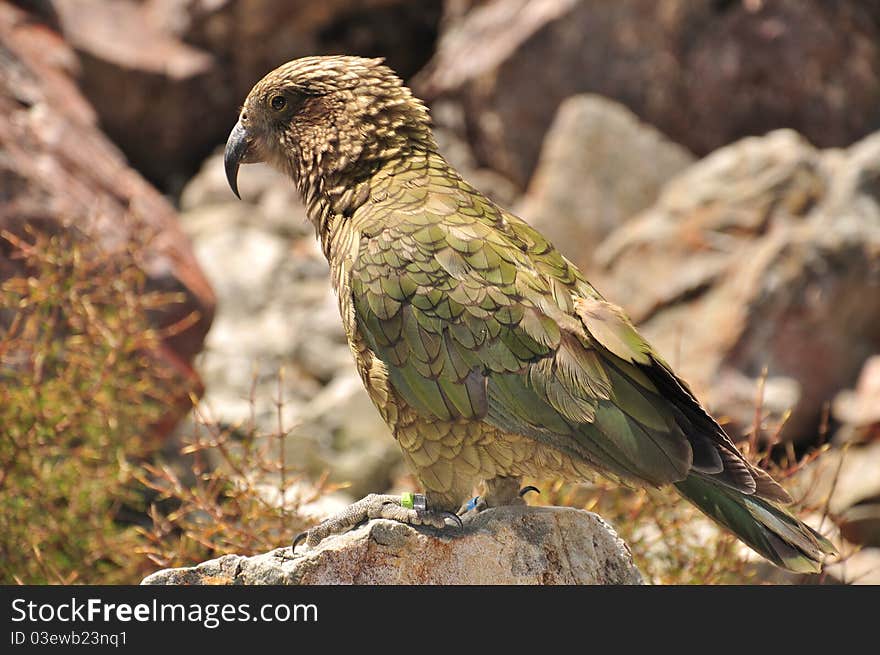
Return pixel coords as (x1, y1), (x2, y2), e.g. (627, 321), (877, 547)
(224, 55), (434, 201)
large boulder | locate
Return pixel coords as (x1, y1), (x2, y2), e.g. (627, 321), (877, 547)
(416, 0), (880, 188)
(141, 506), (644, 585)
(594, 129), (880, 443)
(517, 94), (694, 273)
(0, 1), (215, 434)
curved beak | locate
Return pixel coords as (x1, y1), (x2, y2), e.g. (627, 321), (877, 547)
(224, 120), (250, 199)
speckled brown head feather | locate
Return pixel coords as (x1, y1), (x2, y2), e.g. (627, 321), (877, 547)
(225, 55), (836, 573)
(226, 56), (435, 220)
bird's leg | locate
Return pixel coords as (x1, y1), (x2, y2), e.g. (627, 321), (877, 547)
(292, 492), (461, 550)
(483, 476), (528, 507)
(460, 476), (541, 516)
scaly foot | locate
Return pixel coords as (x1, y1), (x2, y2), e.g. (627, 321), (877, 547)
(292, 493), (462, 550)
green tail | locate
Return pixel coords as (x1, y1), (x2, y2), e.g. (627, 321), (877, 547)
(675, 475), (837, 574)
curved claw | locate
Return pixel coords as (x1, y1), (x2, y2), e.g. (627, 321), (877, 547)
(519, 485), (541, 498)
(441, 511), (463, 529)
(291, 530), (310, 551)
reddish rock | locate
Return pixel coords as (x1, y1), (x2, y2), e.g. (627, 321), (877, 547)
(681, 0), (880, 156)
(49, 0), (224, 188)
(0, 1), (215, 435)
(50, 0), (443, 188)
(161, 0), (443, 87)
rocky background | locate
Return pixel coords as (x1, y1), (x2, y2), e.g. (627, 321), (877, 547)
(3, 0), (880, 583)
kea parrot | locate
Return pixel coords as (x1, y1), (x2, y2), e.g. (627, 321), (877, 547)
(224, 55), (835, 573)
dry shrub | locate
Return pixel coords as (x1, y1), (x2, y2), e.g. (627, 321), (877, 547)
(0, 228), (323, 583)
(135, 376), (335, 571)
(0, 227), (191, 583)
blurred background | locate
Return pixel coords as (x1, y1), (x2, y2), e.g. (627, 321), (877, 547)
(1, 0), (879, 584)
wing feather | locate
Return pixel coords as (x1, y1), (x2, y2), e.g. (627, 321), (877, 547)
(350, 174), (784, 499)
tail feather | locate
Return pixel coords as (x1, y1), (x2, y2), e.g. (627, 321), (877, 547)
(676, 475), (837, 574)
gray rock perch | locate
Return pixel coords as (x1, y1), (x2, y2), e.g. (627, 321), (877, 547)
(141, 506), (643, 585)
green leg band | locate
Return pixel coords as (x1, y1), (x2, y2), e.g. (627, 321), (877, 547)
(400, 492), (426, 510)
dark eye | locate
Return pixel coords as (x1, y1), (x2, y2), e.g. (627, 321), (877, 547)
(270, 95), (286, 111)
